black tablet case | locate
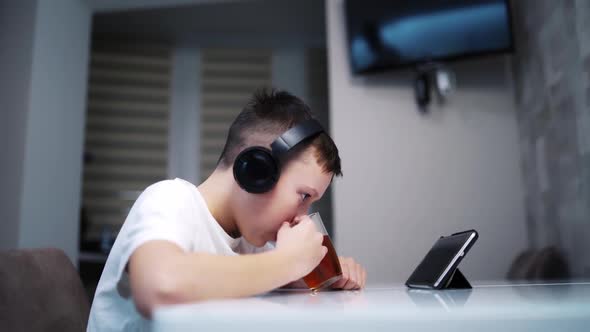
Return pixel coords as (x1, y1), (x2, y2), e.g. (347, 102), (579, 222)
(406, 230), (477, 290)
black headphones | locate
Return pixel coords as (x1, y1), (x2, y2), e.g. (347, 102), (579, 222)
(233, 119), (325, 194)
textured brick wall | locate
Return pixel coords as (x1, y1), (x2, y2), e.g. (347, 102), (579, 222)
(511, 0), (590, 277)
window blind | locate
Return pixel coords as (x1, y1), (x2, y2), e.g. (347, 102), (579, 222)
(81, 42), (172, 241)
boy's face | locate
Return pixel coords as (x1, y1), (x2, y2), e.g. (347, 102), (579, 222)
(233, 147), (333, 247)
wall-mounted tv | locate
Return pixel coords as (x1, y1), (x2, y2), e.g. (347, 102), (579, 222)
(345, 0), (514, 74)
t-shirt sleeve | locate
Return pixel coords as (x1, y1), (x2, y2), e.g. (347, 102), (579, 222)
(114, 180), (198, 296)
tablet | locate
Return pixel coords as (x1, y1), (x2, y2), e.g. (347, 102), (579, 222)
(405, 230), (478, 289)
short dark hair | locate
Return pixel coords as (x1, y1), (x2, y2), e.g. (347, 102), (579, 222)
(217, 88), (342, 176)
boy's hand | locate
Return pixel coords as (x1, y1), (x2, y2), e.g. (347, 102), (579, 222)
(275, 218), (327, 282)
(331, 257), (367, 290)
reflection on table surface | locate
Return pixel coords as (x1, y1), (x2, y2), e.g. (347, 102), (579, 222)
(153, 282), (590, 332)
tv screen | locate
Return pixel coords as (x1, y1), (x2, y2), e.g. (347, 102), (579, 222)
(345, 0), (514, 74)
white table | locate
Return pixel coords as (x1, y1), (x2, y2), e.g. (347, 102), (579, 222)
(152, 282), (590, 332)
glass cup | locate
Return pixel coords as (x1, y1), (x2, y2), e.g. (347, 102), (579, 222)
(301, 212), (343, 291)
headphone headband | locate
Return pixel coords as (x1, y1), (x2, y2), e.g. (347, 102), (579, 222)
(270, 119), (324, 157)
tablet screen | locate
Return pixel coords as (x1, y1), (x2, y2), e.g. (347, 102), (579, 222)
(406, 232), (476, 288)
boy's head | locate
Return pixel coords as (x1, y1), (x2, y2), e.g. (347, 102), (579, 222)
(216, 88), (341, 246)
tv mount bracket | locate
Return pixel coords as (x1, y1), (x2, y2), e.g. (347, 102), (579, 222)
(413, 62), (456, 113)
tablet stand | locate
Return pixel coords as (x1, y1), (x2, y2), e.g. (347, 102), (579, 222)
(443, 268), (472, 289)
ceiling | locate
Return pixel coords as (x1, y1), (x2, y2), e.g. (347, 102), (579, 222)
(85, 0), (228, 13)
(91, 0), (326, 46)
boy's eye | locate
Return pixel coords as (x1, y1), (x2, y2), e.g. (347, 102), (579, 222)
(301, 193), (311, 202)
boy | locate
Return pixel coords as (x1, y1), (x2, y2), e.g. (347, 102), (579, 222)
(87, 88), (367, 331)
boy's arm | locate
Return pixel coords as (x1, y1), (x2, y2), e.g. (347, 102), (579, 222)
(129, 241), (293, 316)
(129, 219), (326, 318)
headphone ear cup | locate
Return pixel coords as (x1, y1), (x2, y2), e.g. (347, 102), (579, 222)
(233, 147), (280, 194)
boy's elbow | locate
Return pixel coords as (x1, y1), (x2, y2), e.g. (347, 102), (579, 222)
(132, 273), (194, 318)
(128, 242), (208, 317)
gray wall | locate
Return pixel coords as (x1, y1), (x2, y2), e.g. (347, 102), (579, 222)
(0, 0), (91, 263)
(0, 0), (37, 250)
(511, 0), (590, 277)
(272, 48), (308, 102)
(168, 47), (201, 183)
(327, 0), (527, 283)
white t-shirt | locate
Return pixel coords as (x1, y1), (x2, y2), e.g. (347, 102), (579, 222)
(87, 178), (270, 332)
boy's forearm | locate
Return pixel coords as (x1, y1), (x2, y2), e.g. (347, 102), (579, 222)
(159, 250), (296, 303)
